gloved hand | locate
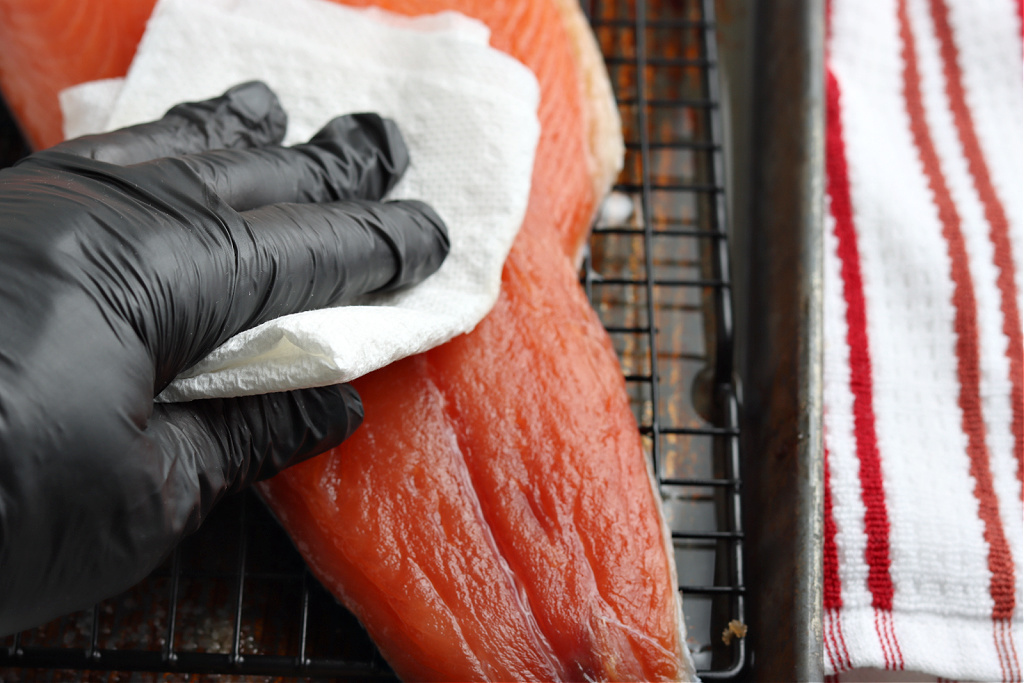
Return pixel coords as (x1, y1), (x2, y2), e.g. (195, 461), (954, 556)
(0, 81), (449, 636)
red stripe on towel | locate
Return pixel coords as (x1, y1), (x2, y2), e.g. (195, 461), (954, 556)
(994, 618), (1010, 682)
(1018, 0), (1023, 47)
(835, 611), (852, 671)
(823, 446), (842, 674)
(824, 610), (841, 674)
(826, 68), (896, 617)
(823, 446), (854, 673)
(929, 0), (1024, 502)
(824, 445), (843, 612)
(873, 607), (896, 670)
(1004, 618), (1021, 681)
(886, 609), (905, 670)
(995, 617), (1021, 682)
(897, 0), (1018, 626)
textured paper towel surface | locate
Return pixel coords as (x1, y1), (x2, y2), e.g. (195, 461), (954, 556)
(60, 0), (540, 402)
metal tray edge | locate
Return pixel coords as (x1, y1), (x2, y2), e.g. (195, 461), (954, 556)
(736, 0), (826, 679)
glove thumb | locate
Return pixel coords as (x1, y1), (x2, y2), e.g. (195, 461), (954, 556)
(148, 385), (363, 540)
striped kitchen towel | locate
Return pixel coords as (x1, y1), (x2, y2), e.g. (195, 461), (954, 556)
(823, 0), (1023, 681)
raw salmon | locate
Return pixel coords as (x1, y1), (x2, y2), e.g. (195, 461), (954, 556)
(0, 0), (156, 152)
(0, 0), (695, 679)
(259, 0), (694, 679)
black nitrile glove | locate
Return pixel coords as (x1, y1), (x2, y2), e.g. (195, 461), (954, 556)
(0, 81), (449, 636)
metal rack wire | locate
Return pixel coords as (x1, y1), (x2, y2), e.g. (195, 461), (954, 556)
(1, 0), (747, 678)
(583, 0), (747, 677)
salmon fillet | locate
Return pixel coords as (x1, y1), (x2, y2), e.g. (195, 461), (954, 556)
(0, 0), (156, 152)
(258, 0), (694, 679)
(0, 0), (695, 679)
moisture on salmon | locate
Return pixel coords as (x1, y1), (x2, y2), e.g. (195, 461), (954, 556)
(0, 0), (696, 679)
(258, 0), (695, 679)
(262, 225), (690, 680)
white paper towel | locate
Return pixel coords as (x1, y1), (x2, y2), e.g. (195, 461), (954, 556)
(59, 0), (540, 402)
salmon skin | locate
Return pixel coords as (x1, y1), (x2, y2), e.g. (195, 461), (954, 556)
(0, 0), (695, 679)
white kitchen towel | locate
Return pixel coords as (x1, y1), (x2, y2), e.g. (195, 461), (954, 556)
(59, 0), (540, 402)
(823, 0), (1022, 681)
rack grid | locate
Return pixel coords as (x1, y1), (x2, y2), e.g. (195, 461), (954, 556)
(1, 0), (748, 678)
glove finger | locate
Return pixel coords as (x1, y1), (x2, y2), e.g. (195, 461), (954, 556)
(147, 385), (363, 530)
(235, 199), (450, 324)
(149, 198), (448, 384)
(163, 113), (409, 212)
(50, 81), (287, 165)
(103, 386), (360, 612)
(0, 383), (360, 637)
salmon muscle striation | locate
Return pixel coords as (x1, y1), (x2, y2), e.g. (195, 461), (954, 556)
(260, 0), (696, 680)
(0, 0), (696, 679)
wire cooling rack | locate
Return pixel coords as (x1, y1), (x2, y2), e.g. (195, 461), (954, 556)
(1, 0), (748, 678)
(583, 0), (747, 677)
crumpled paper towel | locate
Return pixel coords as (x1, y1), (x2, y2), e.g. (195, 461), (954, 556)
(59, 0), (540, 402)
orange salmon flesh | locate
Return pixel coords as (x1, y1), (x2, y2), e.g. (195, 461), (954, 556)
(0, 0), (693, 679)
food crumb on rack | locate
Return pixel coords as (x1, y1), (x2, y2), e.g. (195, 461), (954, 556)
(721, 619), (748, 645)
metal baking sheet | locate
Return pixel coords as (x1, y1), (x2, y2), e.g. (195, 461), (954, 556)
(727, 0), (826, 679)
(0, 0), (826, 679)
